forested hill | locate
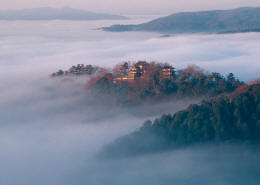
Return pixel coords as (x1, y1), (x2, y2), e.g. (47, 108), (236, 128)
(100, 83), (260, 158)
(102, 7), (260, 34)
(51, 62), (242, 106)
(86, 62), (242, 105)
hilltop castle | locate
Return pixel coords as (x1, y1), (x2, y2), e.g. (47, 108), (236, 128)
(51, 61), (176, 84)
(115, 61), (175, 83)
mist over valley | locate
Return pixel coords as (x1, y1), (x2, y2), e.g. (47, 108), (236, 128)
(1, 14), (260, 184)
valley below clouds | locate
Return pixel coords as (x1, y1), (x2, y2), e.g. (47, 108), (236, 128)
(0, 19), (260, 185)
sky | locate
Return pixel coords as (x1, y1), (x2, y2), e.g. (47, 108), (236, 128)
(1, 0), (260, 14)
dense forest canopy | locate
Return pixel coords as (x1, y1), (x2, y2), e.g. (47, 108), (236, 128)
(86, 61), (242, 105)
(50, 62), (260, 159)
(101, 83), (260, 158)
(51, 61), (242, 105)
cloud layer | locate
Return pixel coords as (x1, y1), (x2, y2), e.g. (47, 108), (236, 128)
(1, 20), (260, 81)
(0, 19), (260, 184)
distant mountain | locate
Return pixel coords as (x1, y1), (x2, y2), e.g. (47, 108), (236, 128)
(100, 83), (260, 158)
(102, 7), (260, 34)
(0, 7), (127, 20)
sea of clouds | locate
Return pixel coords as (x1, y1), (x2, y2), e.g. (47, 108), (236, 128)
(0, 19), (260, 185)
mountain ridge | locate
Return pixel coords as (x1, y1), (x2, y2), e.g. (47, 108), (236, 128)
(102, 7), (260, 34)
(0, 7), (127, 20)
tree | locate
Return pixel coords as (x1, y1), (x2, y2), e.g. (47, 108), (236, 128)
(102, 84), (260, 157)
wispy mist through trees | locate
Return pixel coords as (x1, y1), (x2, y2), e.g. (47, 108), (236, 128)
(0, 19), (260, 185)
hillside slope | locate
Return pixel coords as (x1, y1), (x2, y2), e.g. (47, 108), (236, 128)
(103, 7), (260, 33)
(101, 83), (260, 157)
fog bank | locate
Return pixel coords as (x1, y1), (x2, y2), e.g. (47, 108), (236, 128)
(0, 19), (260, 184)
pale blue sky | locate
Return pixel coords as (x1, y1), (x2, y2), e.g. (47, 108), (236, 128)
(1, 0), (260, 14)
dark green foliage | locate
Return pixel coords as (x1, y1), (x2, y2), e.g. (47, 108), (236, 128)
(89, 63), (243, 105)
(51, 64), (100, 77)
(159, 84), (260, 143)
(159, 79), (178, 95)
(101, 84), (260, 157)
